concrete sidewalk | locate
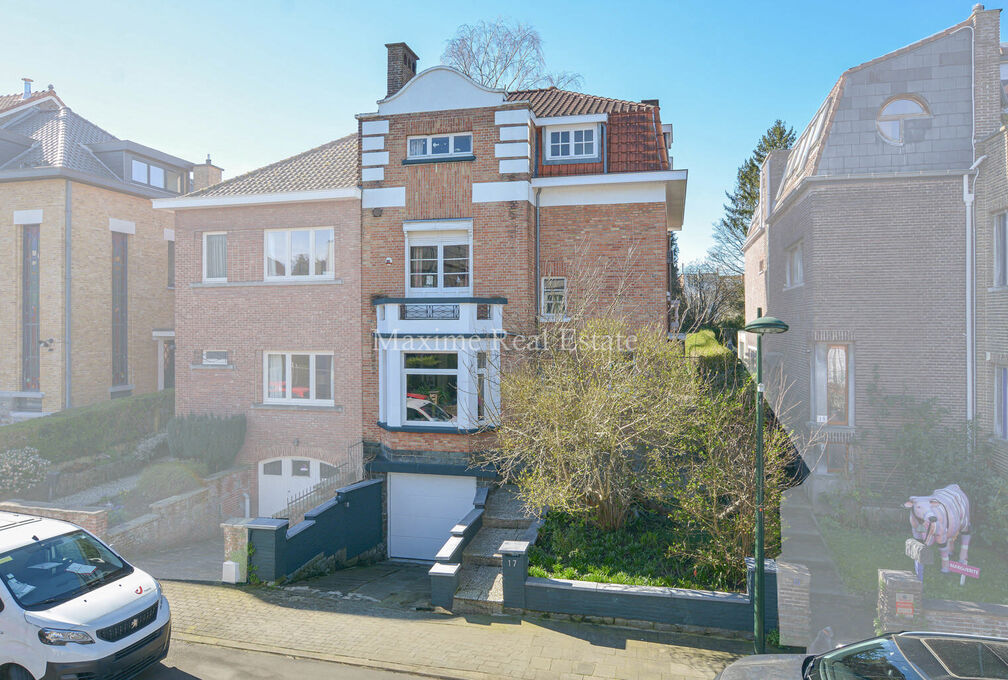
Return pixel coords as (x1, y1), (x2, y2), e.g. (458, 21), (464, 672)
(163, 580), (747, 680)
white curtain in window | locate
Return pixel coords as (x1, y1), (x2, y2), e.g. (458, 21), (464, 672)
(206, 234), (227, 279)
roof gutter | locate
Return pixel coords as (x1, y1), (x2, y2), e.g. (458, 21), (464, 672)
(152, 187), (362, 210)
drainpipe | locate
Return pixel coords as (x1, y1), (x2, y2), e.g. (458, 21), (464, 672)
(964, 155), (986, 423)
(534, 188), (542, 319)
(64, 180), (72, 409)
(602, 123), (608, 174)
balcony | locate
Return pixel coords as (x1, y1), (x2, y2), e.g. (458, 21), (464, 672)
(373, 296), (506, 337)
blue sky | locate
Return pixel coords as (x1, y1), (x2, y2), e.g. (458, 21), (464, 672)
(1, 1), (997, 263)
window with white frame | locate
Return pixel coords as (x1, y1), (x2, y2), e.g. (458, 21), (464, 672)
(403, 353), (458, 424)
(407, 231), (471, 294)
(202, 350), (228, 366)
(996, 365), (1007, 440)
(995, 213), (1007, 288)
(476, 351), (490, 422)
(785, 241), (803, 288)
(263, 352), (334, 405)
(203, 232), (227, 282)
(813, 343), (852, 426)
(544, 126), (598, 161)
(265, 228), (334, 280)
(541, 277), (567, 320)
(130, 158), (178, 190)
(407, 133), (473, 160)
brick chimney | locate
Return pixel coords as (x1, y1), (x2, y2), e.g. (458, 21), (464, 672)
(192, 154), (223, 192)
(385, 42), (418, 97)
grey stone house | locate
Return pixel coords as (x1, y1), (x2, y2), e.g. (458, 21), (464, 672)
(743, 4), (1008, 499)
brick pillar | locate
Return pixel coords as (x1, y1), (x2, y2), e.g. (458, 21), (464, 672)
(776, 560), (811, 647)
(878, 569), (923, 632)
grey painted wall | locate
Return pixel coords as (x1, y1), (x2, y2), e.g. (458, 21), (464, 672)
(818, 28), (973, 175)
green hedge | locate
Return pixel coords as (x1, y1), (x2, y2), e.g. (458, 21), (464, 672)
(167, 414), (246, 473)
(685, 330), (745, 388)
(0, 390), (174, 464)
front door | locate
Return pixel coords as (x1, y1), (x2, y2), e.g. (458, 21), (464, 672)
(162, 340), (175, 389)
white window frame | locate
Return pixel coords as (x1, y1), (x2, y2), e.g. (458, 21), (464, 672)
(405, 230), (472, 296)
(540, 276), (568, 321)
(995, 213), (1007, 288)
(811, 343), (854, 428)
(406, 132), (473, 160)
(785, 241), (803, 289)
(202, 350), (228, 366)
(402, 351), (458, 427)
(475, 351), (491, 423)
(262, 352), (335, 406)
(263, 228), (335, 281)
(543, 124), (599, 161)
(202, 232), (227, 282)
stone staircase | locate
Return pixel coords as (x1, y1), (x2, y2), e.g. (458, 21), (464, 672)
(779, 486), (876, 645)
(452, 486), (535, 615)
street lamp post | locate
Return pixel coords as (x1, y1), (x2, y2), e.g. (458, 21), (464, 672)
(743, 307), (788, 655)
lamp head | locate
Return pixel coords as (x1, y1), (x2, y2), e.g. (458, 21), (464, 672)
(744, 315), (789, 335)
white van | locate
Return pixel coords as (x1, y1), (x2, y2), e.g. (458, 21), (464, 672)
(0, 511), (170, 680)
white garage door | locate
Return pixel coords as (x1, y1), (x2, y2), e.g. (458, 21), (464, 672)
(388, 473), (476, 561)
(258, 458), (333, 517)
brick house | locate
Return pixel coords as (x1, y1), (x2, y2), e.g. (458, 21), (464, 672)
(153, 136), (362, 516)
(742, 5), (1008, 503)
(0, 79), (194, 416)
(360, 44), (687, 560)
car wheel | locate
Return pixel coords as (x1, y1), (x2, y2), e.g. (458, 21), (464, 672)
(5, 666), (34, 680)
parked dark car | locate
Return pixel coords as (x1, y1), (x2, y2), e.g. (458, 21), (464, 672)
(716, 632), (1008, 679)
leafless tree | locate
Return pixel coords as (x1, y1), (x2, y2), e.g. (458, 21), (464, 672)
(678, 260), (744, 332)
(442, 18), (583, 91)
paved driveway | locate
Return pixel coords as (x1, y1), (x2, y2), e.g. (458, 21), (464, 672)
(163, 575), (748, 680)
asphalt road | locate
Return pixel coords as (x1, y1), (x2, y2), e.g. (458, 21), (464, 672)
(141, 640), (425, 679)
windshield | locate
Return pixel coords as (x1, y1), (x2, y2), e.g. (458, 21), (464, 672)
(811, 638), (925, 680)
(0, 530), (133, 610)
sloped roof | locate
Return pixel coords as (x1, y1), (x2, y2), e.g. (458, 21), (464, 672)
(0, 89), (62, 115)
(0, 105), (119, 179)
(506, 86), (655, 117)
(187, 133), (358, 197)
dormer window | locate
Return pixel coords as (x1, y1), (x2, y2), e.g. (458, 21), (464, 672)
(131, 158), (183, 192)
(876, 96), (929, 145)
(543, 125), (600, 163)
(407, 133), (473, 160)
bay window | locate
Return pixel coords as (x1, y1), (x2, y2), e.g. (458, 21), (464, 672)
(403, 353), (458, 424)
(265, 228), (334, 280)
(264, 352), (334, 405)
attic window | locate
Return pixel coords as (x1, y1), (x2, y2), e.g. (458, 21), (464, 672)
(543, 125), (599, 162)
(407, 133), (473, 160)
(876, 96), (929, 145)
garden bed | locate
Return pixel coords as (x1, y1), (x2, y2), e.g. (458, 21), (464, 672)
(528, 507), (779, 593)
(818, 516), (1008, 604)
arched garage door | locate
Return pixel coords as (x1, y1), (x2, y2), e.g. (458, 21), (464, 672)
(258, 457), (340, 517)
(387, 472), (476, 561)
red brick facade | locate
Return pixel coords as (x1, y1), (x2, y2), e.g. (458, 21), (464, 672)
(172, 201), (362, 471)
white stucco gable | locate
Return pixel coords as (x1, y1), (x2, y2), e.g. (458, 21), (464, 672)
(377, 65), (506, 115)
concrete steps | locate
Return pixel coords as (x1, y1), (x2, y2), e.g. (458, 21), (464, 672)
(462, 527), (525, 567)
(449, 486), (535, 613)
(452, 565), (504, 615)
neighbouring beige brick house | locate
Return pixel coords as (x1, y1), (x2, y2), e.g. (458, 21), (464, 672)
(0, 81), (196, 416)
(742, 6), (1008, 500)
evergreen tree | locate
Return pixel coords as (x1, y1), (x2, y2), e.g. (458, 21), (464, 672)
(708, 120), (796, 276)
